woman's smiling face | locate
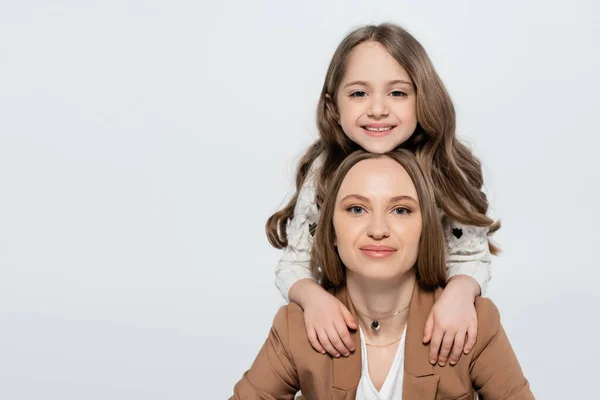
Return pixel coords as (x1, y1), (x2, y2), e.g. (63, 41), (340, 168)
(333, 157), (422, 281)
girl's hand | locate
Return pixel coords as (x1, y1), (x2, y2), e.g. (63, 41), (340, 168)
(422, 276), (480, 366)
(289, 279), (357, 357)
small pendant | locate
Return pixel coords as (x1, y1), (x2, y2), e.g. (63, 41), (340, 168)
(371, 320), (380, 331)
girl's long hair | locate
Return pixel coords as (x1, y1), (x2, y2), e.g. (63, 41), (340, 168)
(266, 23), (500, 254)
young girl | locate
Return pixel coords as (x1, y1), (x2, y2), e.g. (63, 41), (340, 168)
(266, 23), (499, 367)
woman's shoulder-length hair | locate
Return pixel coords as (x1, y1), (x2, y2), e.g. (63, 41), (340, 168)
(310, 149), (447, 290)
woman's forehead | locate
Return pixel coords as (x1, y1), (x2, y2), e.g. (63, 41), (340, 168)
(336, 158), (418, 202)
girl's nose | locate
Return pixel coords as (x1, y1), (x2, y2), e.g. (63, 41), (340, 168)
(367, 95), (389, 118)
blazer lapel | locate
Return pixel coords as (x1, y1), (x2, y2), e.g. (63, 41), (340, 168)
(332, 286), (361, 394)
(403, 284), (440, 399)
(331, 283), (440, 399)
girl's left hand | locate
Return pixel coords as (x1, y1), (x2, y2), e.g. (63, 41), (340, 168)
(422, 276), (480, 366)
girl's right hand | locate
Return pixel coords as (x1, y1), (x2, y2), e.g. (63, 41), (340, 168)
(301, 284), (357, 357)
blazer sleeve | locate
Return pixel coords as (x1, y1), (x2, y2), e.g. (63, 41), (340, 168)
(230, 306), (300, 400)
(470, 298), (535, 400)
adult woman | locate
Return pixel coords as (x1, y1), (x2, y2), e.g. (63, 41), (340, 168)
(231, 150), (533, 399)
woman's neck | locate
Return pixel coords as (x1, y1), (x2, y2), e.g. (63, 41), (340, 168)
(346, 268), (416, 342)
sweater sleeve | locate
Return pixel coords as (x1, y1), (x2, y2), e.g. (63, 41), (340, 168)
(443, 216), (493, 295)
(274, 158), (322, 302)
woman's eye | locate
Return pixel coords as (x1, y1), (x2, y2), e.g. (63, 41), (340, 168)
(391, 90), (407, 97)
(348, 206), (365, 214)
(350, 91), (367, 98)
(393, 207), (410, 215)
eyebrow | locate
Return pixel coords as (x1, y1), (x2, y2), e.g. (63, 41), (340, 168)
(339, 194), (418, 204)
(343, 79), (414, 89)
(389, 195), (418, 204)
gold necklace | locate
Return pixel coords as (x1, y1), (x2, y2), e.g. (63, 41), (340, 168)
(365, 335), (404, 348)
(354, 303), (410, 331)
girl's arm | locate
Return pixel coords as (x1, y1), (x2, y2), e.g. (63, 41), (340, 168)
(274, 163), (320, 302)
(444, 221), (492, 296)
(274, 158), (356, 357)
(424, 219), (492, 366)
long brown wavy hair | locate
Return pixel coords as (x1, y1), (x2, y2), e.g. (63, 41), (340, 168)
(312, 150), (446, 290)
(266, 23), (500, 255)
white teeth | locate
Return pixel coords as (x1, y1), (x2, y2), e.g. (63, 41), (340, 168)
(364, 126), (393, 132)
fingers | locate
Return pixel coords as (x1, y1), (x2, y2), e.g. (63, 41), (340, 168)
(307, 325), (326, 355)
(428, 328), (444, 364)
(305, 300), (357, 358)
(437, 332), (455, 367)
(325, 325), (351, 357)
(333, 317), (355, 354)
(423, 311), (434, 343)
(448, 330), (466, 366)
(464, 322), (477, 355)
(316, 328), (340, 357)
(341, 305), (357, 330)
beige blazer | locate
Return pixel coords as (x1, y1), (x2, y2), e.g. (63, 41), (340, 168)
(231, 283), (534, 399)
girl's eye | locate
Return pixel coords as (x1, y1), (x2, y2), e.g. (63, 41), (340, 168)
(393, 207), (411, 215)
(347, 206), (365, 215)
(391, 90), (407, 97)
(350, 91), (367, 98)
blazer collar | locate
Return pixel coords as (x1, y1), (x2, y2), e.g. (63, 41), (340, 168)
(331, 282), (438, 394)
(331, 285), (361, 391)
(402, 284), (440, 399)
(404, 283), (436, 378)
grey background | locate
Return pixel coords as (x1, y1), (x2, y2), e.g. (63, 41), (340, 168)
(1, 1), (598, 399)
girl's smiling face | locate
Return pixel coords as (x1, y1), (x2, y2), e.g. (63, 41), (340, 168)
(330, 41), (418, 154)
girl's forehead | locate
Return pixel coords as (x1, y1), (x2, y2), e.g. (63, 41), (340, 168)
(342, 41), (411, 83)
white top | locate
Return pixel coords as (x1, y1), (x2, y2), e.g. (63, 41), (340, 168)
(357, 326), (407, 400)
(275, 155), (492, 301)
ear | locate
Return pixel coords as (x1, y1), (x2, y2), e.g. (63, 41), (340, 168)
(325, 93), (340, 123)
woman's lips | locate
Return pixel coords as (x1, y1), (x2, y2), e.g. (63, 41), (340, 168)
(360, 245), (397, 259)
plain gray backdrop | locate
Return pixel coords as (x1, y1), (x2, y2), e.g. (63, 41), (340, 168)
(1, 1), (599, 399)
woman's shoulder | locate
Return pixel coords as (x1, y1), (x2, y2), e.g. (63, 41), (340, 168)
(472, 296), (502, 354)
(272, 302), (306, 334)
(271, 303), (311, 351)
(474, 297), (500, 324)
(271, 303), (325, 365)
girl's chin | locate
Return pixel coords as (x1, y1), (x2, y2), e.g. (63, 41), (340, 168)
(358, 140), (400, 154)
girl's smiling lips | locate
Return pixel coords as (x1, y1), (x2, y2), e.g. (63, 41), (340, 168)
(362, 123), (397, 137)
(360, 244), (397, 259)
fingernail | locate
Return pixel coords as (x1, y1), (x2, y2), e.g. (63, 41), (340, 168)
(450, 361), (456, 365)
(335, 353), (340, 358)
(429, 359), (436, 364)
(343, 352), (350, 357)
(439, 362), (446, 367)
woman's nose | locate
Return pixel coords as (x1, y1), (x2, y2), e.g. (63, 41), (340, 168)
(367, 214), (390, 240)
